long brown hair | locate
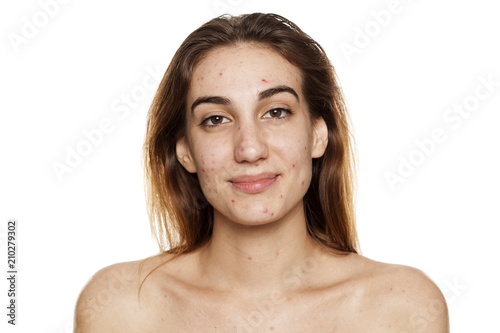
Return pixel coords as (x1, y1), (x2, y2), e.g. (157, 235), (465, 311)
(143, 13), (358, 263)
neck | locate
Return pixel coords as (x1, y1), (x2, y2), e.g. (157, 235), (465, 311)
(197, 202), (325, 297)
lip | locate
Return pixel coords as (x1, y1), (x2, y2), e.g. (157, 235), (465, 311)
(229, 173), (279, 194)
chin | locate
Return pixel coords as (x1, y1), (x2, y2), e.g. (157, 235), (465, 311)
(222, 210), (280, 227)
(234, 218), (277, 227)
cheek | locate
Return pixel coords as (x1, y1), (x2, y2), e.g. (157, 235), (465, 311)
(193, 136), (228, 170)
(275, 133), (311, 168)
(193, 143), (229, 193)
(274, 132), (314, 192)
(198, 153), (223, 175)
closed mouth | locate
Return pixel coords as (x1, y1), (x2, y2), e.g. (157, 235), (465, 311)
(229, 174), (279, 194)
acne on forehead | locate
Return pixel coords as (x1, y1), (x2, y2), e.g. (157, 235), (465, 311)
(191, 45), (301, 85)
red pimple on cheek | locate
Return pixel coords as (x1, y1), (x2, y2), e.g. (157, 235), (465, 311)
(247, 256), (252, 260)
(240, 147), (244, 152)
(231, 199), (235, 203)
(219, 72), (223, 76)
(271, 212), (274, 216)
(255, 163), (259, 166)
(292, 164), (295, 168)
(301, 181), (305, 186)
(262, 79), (268, 83)
(280, 194), (283, 199)
(263, 208), (268, 213)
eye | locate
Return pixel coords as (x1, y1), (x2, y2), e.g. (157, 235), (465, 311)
(263, 108), (292, 119)
(200, 115), (230, 128)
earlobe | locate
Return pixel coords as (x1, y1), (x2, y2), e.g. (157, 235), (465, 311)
(176, 137), (197, 173)
(311, 117), (328, 158)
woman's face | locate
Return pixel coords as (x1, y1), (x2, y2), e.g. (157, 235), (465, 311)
(177, 44), (327, 226)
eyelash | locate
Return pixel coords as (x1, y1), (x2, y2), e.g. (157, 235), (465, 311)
(200, 108), (293, 128)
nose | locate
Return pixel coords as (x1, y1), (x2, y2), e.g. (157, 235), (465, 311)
(234, 121), (269, 163)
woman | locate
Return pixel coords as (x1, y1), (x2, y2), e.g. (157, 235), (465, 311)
(75, 13), (449, 332)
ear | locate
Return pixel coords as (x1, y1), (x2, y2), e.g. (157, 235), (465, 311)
(176, 136), (197, 173)
(311, 117), (328, 158)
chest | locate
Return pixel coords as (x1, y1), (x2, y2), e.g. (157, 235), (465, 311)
(134, 287), (368, 333)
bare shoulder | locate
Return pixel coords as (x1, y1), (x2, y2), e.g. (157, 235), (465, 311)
(74, 254), (169, 332)
(345, 254), (450, 332)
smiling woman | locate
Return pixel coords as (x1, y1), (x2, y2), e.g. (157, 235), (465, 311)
(74, 13), (449, 332)
(178, 44), (330, 230)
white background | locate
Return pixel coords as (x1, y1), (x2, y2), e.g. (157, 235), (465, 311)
(1, 0), (499, 332)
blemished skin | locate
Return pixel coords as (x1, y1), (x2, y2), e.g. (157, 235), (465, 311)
(75, 44), (449, 332)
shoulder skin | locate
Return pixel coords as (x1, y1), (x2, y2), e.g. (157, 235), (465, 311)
(362, 263), (450, 332)
(74, 260), (146, 332)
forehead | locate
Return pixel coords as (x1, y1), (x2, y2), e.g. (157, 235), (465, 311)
(188, 44), (303, 100)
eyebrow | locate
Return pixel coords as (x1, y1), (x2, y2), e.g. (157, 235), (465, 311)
(258, 85), (299, 102)
(190, 96), (231, 113)
(190, 85), (300, 114)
